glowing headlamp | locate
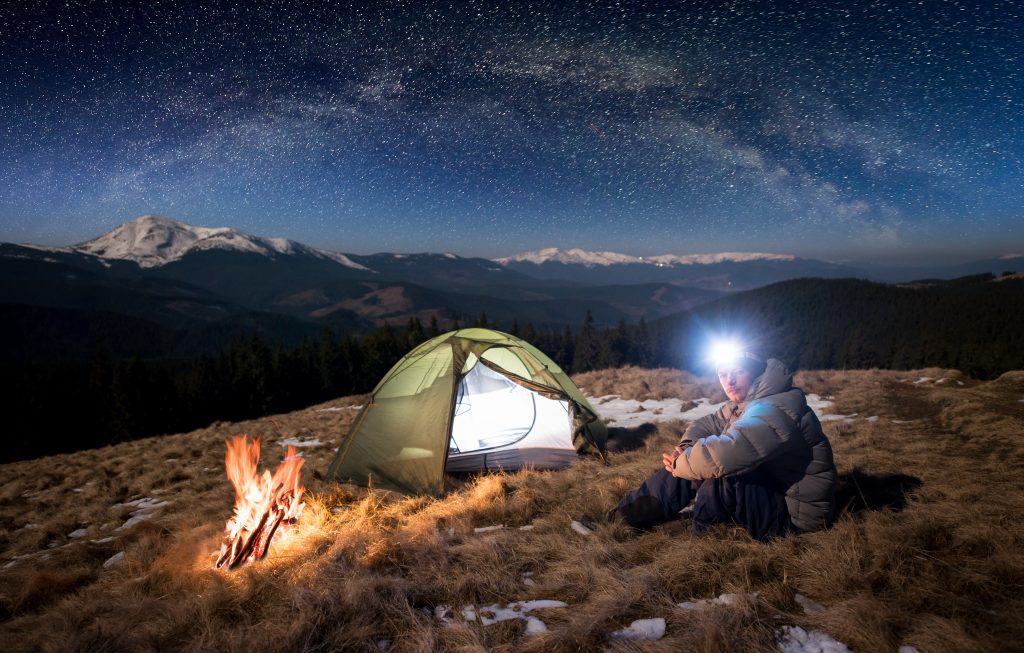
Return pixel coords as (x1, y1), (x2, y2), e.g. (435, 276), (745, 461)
(708, 338), (761, 370)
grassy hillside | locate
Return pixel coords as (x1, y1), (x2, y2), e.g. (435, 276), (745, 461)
(1, 367), (1022, 651)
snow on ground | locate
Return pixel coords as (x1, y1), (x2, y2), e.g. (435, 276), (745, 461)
(430, 589), (853, 647)
(805, 394), (836, 419)
(593, 390), (880, 431)
(113, 497), (172, 531)
(473, 525), (504, 533)
(434, 600), (569, 633)
(588, 395), (721, 428)
(794, 593), (825, 614)
(610, 618), (666, 640)
(677, 592), (758, 610)
(591, 391), (874, 428)
(102, 551), (125, 569)
(570, 520), (593, 536)
(776, 625), (852, 653)
(314, 405), (362, 412)
(279, 437), (325, 448)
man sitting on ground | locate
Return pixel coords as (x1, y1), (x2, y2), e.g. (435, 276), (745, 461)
(609, 347), (837, 541)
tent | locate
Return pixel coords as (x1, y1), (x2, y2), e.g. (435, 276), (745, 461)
(326, 328), (606, 495)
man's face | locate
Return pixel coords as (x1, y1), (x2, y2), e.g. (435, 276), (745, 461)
(717, 365), (755, 402)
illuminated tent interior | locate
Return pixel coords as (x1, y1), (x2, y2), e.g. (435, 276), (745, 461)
(326, 328), (607, 495)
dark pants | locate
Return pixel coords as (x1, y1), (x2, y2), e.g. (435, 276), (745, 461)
(610, 467), (791, 542)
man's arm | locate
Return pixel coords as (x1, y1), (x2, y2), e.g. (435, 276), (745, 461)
(672, 399), (799, 480)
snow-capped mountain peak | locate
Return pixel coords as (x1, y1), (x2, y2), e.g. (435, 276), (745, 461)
(74, 215), (370, 270)
(494, 247), (795, 268)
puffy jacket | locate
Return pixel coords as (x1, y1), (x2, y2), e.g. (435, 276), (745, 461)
(672, 359), (837, 532)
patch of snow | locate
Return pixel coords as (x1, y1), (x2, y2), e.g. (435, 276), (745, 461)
(518, 524), (534, 530)
(570, 520), (593, 536)
(892, 419), (914, 424)
(865, 416), (879, 423)
(806, 395), (860, 423)
(495, 248), (793, 267)
(103, 551), (125, 569)
(588, 394), (722, 428)
(678, 592), (758, 610)
(316, 249), (373, 271)
(475, 600), (568, 626)
(776, 625), (851, 653)
(315, 405), (362, 412)
(434, 605), (453, 625)
(805, 394), (834, 419)
(524, 616), (548, 634)
(820, 413), (857, 423)
(279, 438), (325, 448)
(913, 377), (934, 384)
(114, 497), (171, 511)
(610, 618), (666, 640)
(113, 497), (171, 531)
(93, 536), (115, 544)
(68, 528), (90, 539)
(474, 525), (504, 533)
(440, 600), (568, 632)
(794, 593), (825, 615)
(72, 215), (373, 271)
(72, 487), (85, 493)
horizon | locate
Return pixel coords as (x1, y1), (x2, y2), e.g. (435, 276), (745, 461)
(7, 213), (1024, 268)
(1, 1), (1022, 264)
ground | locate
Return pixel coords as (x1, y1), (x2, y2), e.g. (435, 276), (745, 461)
(1, 366), (1022, 652)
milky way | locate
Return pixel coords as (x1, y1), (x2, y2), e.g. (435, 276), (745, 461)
(1, 0), (1021, 261)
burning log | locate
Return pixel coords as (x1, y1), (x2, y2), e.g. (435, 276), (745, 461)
(216, 436), (305, 569)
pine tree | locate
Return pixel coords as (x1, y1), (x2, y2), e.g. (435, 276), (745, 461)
(572, 310), (602, 372)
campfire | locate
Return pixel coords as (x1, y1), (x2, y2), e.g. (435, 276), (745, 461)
(216, 435), (305, 569)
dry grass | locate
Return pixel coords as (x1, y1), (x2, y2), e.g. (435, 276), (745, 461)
(1, 368), (1023, 652)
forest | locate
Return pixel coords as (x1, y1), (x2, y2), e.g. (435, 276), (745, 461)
(3, 274), (1022, 462)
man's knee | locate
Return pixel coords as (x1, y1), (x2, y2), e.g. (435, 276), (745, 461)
(693, 473), (790, 541)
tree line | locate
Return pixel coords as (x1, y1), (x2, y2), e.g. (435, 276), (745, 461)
(3, 274), (1021, 462)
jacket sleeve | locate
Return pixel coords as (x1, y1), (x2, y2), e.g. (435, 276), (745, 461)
(679, 409), (724, 445)
(672, 399), (799, 480)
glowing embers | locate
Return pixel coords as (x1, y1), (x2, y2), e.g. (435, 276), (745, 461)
(215, 435), (305, 569)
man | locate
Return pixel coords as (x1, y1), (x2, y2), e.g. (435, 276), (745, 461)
(609, 348), (837, 541)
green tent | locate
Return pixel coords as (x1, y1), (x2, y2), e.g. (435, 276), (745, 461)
(326, 328), (607, 495)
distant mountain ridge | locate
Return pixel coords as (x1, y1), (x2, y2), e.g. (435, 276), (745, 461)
(4, 216), (1023, 344)
(495, 247), (796, 267)
(72, 215), (370, 270)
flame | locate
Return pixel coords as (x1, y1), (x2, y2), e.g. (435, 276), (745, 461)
(215, 435), (305, 569)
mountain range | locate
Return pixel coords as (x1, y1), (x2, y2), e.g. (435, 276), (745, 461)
(3, 215), (1022, 363)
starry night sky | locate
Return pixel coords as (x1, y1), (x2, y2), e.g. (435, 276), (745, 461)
(1, 0), (1021, 262)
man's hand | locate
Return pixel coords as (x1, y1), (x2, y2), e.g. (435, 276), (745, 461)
(662, 446), (685, 474)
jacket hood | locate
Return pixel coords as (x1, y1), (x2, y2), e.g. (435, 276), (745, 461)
(745, 358), (793, 401)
